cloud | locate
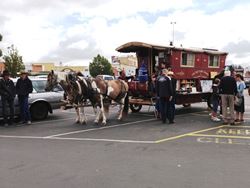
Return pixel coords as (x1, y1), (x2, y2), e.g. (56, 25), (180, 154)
(1, 0), (250, 68)
(223, 40), (250, 57)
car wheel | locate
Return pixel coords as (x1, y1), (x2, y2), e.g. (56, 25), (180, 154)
(130, 104), (142, 112)
(183, 103), (191, 107)
(31, 102), (48, 120)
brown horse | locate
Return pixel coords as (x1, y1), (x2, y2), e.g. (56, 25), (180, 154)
(45, 70), (90, 124)
(90, 77), (129, 125)
(45, 71), (129, 126)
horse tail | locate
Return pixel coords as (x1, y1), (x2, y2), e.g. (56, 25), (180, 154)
(123, 92), (129, 114)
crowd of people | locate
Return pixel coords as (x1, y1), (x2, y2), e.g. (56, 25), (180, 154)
(0, 70), (33, 127)
(154, 68), (249, 125)
(211, 70), (247, 125)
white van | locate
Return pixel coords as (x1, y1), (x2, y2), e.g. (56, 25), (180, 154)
(96, 75), (115, 80)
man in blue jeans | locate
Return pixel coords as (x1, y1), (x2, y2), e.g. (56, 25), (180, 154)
(16, 71), (33, 125)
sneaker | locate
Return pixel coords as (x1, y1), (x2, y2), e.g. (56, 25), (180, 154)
(4, 123), (9, 127)
(27, 121), (32, 125)
(209, 113), (212, 116)
(211, 117), (221, 122)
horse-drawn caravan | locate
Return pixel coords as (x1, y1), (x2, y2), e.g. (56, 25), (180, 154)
(115, 41), (228, 112)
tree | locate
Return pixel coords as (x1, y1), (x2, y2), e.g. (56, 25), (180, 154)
(0, 33), (2, 57)
(89, 54), (113, 77)
(3, 45), (25, 77)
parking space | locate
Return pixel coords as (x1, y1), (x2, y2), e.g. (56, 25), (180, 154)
(1, 105), (249, 145)
(1, 93), (250, 188)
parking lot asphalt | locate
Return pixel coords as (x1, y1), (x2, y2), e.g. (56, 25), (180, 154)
(1, 91), (250, 188)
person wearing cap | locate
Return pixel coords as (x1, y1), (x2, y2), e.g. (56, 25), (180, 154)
(219, 70), (237, 125)
(0, 70), (16, 126)
(167, 71), (176, 124)
(16, 71), (33, 125)
(156, 69), (173, 124)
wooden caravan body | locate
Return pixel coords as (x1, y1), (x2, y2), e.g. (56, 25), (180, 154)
(116, 41), (228, 110)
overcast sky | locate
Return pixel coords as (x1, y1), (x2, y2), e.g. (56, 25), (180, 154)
(0, 0), (250, 67)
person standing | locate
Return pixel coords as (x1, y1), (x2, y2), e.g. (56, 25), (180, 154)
(210, 78), (221, 122)
(16, 71), (33, 125)
(0, 70), (16, 126)
(219, 70), (237, 125)
(167, 71), (176, 124)
(234, 74), (246, 123)
(156, 69), (173, 124)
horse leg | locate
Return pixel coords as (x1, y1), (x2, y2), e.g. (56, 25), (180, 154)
(79, 106), (87, 125)
(117, 93), (127, 120)
(75, 107), (80, 124)
(94, 107), (101, 124)
(99, 95), (107, 126)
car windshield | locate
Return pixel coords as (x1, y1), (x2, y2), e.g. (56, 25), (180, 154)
(32, 80), (47, 92)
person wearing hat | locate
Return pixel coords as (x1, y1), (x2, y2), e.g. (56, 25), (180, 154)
(167, 71), (176, 124)
(16, 71), (33, 125)
(156, 69), (173, 124)
(0, 70), (16, 126)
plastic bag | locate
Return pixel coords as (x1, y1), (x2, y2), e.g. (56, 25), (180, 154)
(234, 96), (242, 106)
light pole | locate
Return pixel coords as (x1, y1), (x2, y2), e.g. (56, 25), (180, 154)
(170, 21), (176, 45)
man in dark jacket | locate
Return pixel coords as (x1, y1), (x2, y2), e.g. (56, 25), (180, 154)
(219, 70), (237, 125)
(167, 71), (176, 124)
(0, 70), (16, 126)
(156, 69), (173, 124)
(16, 71), (33, 125)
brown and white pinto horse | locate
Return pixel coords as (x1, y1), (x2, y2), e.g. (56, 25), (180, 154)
(45, 71), (129, 126)
(89, 77), (129, 125)
(45, 70), (90, 124)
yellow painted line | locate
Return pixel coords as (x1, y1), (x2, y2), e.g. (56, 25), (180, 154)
(189, 133), (250, 140)
(224, 125), (250, 128)
(155, 125), (225, 143)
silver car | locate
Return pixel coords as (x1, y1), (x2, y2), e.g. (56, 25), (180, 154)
(0, 78), (64, 120)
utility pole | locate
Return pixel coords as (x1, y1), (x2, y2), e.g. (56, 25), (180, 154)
(170, 21), (176, 45)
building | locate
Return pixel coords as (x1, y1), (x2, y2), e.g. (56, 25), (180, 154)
(31, 62), (90, 76)
(111, 55), (137, 76)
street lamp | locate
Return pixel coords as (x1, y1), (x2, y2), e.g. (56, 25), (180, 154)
(170, 21), (176, 45)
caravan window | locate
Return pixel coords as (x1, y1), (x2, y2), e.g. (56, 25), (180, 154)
(181, 53), (195, 67)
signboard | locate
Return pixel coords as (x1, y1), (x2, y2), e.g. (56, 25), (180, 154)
(200, 80), (212, 92)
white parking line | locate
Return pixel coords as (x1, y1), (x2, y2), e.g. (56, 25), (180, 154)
(48, 137), (155, 144)
(0, 135), (44, 139)
(0, 134), (154, 144)
(44, 118), (155, 138)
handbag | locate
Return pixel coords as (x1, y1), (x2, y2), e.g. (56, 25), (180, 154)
(234, 96), (242, 106)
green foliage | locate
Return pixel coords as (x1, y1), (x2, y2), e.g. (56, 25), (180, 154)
(89, 54), (113, 77)
(3, 45), (25, 77)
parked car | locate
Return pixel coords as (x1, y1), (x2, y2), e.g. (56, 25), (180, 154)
(0, 78), (64, 120)
(96, 75), (114, 80)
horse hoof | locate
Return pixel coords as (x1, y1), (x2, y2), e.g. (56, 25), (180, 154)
(75, 120), (80, 124)
(101, 122), (107, 126)
(81, 121), (87, 125)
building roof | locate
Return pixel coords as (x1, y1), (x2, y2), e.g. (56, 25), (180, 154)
(116, 41), (228, 55)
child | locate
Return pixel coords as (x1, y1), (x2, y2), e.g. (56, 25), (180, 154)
(211, 78), (221, 122)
